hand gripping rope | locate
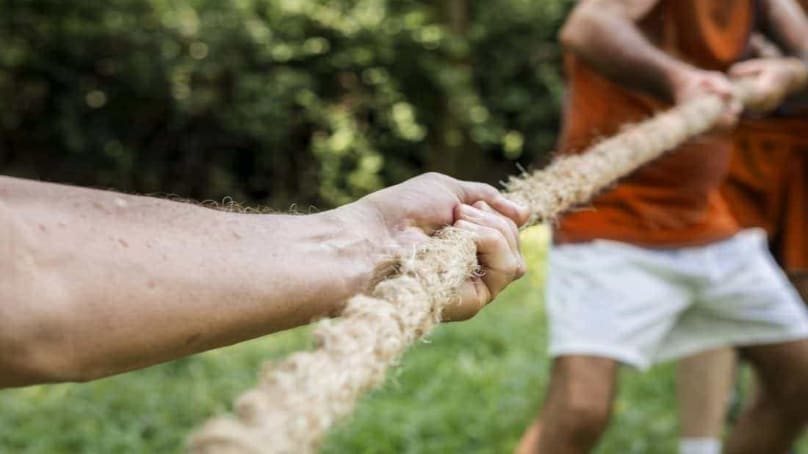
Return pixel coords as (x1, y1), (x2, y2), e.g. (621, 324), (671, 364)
(188, 80), (765, 453)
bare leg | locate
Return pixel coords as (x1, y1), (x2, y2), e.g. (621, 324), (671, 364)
(726, 339), (808, 454)
(676, 348), (736, 437)
(516, 355), (618, 454)
(515, 418), (542, 454)
(787, 270), (808, 304)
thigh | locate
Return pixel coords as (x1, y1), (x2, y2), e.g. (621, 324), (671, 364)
(788, 270), (808, 304)
(702, 231), (808, 333)
(546, 241), (691, 369)
(741, 339), (808, 401)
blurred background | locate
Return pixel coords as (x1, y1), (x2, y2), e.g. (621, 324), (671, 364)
(0, 0), (570, 210)
(12, 1), (792, 453)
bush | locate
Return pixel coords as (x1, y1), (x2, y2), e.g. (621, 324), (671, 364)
(0, 0), (571, 208)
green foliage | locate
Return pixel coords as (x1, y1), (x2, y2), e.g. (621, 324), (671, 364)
(0, 0), (570, 208)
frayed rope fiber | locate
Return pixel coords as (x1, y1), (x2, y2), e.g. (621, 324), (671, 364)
(188, 82), (757, 453)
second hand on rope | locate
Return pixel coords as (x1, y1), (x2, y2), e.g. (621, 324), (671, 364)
(187, 81), (758, 454)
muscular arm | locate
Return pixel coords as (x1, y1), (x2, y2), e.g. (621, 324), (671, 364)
(727, 0), (808, 109)
(0, 175), (527, 387)
(0, 177), (387, 387)
(759, 0), (808, 60)
(748, 32), (786, 58)
(559, 0), (692, 101)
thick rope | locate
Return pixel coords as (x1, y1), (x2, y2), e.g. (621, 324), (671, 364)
(188, 82), (757, 454)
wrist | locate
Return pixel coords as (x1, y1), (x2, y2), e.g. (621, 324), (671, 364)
(665, 63), (701, 103)
(320, 200), (396, 294)
(245, 207), (392, 319)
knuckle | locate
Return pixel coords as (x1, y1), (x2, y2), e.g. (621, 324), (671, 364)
(473, 200), (488, 210)
(506, 256), (520, 274)
(454, 219), (473, 231)
(486, 212), (508, 230)
(515, 257), (527, 278)
(476, 183), (499, 198)
(488, 229), (508, 248)
(505, 217), (519, 233)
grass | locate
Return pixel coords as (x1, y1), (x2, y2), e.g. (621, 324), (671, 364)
(1, 227), (806, 453)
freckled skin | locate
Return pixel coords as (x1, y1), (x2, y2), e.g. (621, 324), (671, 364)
(0, 174), (528, 387)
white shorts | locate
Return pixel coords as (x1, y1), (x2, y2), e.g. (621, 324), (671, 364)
(546, 229), (808, 370)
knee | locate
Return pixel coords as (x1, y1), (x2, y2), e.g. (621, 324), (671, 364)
(542, 357), (617, 445)
(551, 395), (612, 442)
(764, 381), (808, 421)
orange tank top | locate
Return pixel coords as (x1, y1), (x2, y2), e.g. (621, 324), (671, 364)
(554, 0), (754, 247)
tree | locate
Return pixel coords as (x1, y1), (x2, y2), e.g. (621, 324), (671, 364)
(0, 0), (571, 208)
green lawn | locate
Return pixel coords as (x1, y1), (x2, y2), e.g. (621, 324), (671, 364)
(1, 228), (805, 453)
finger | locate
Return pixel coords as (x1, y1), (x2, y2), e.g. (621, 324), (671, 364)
(442, 278), (489, 322)
(454, 203), (518, 253)
(442, 216), (527, 322)
(471, 201), (520, 252)
(474, 200), (520, 250)
(456, 180), (530, 227)
(702, 76), (734, 101)
(455, 219), (525, 300)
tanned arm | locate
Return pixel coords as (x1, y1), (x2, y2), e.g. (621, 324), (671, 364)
(561, 0), (695, 101)
(748, 32), (786, 58)
(560, 0), (741, 125)
(759, 0), (808, 60)
(0, 174), (528, 387)
(728, 0), (808, 111)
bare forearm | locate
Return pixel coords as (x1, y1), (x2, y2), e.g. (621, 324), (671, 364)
(749, 32), (785, 58)
(0, 176), (384, 386)
(758, 0), (808, 91)
(760, 0), (808, 60)
(560, 0), (690, 101)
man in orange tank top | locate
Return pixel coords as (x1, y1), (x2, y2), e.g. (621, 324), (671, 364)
(516, 1), (808, 453)
(726, 28), (808, 296)
(676, 7), (808, 453)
